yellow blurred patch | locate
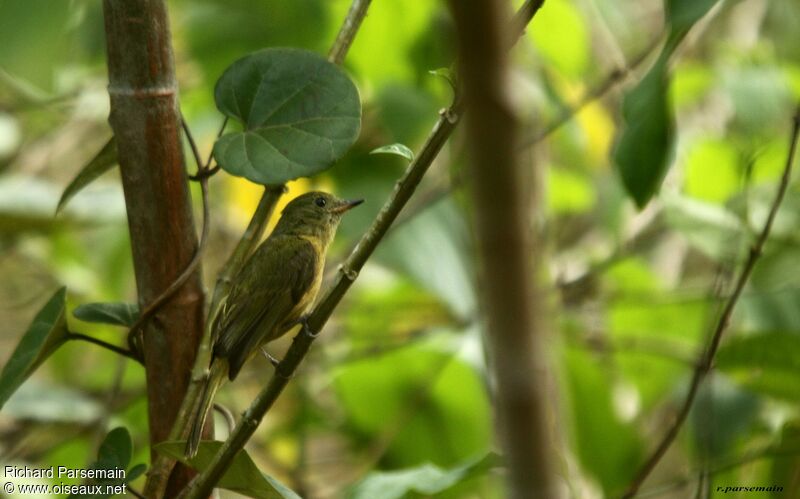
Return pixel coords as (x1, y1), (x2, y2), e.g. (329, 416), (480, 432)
(226, 176), (337, 234)
(576, 102), (614, 167)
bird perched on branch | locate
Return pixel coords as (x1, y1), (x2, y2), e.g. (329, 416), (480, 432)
(186, 191), (362, 457)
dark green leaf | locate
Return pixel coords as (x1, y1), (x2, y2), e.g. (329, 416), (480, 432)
(68, 427), (137, 499)
(613, 60), (674, 208)
(126, 463), (147, 483)
(666, 0), (720, 36)
(370, 143), (415, 162)
(716, 332), (800, 401)
(347, 453), (501, 499)
(0, 287), (69, 410)
(156, 441), (301, 499)
(56, 137), (118, 215)
(612, 0), (720, 208)
(73, 302), (140, 328)
(770, 422), (800, 491)
(96, 427), (133, 470)
(213, 48), (361, 185)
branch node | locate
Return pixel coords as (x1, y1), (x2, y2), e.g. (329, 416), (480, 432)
(439, 107), (459, 124)
(338, 264), (359, 281)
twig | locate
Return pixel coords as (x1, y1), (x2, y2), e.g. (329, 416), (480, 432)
(636, 445), (800, 498)
(178, 2), (546, 498)
(67, 332), (141, 362)
(328, 0), (373, 65)
(621, 105), (800, 498)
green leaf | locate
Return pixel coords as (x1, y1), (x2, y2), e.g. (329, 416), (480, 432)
(0, 287), (69, 410)
(213, 47), (361, 185)
(716, 332), (800, 401)
(56, 137), (118, 215)
(666, 0), (719, 37)
(126, 463), (147, 482)
(69, 427), (140, 499)
(563, 348), (642, 494)
(73, 302), (140, 328)
(369, 143), (415, 162)
(156, 441), (301, 499)
(96, 427), (133, 470)
(612, 0), (721, 208)
(613, 60), (674, 208)
(347, 453), (501, 499)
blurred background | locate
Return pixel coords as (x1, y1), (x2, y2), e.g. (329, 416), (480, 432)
(1, 0), (799, 497)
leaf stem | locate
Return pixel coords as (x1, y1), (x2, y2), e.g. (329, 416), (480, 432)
(621, 105), (800, 498)
(67, 332), (141, 363)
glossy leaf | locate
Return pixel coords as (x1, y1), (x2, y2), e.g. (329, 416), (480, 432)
(73, 302), (140, 328)
(613, 0), (721, 208)
(213, 48), (361, 185)
(613, 60), (673, 208)
(369, 143), (414, 162)
(56, 137), (118, 214)
(156, 441), (301, 499)
(347, 453), (501, 499)
(0, 287), (69, 410)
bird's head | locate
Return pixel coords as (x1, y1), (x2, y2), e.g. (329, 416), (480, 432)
(273, 191), (363, 243)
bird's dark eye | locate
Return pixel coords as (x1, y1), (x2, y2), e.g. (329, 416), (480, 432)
(315, 197), (327, 208)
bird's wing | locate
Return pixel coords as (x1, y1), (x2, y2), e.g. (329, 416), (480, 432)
(213, 235), (318, 380)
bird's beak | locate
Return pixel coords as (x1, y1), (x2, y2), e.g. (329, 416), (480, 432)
(332, 199), (364, 214)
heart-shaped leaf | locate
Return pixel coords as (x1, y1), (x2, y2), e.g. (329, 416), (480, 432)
(156, 441), (301, 499)
(213, 48), (361, 186)
(0, 287), (69, 410)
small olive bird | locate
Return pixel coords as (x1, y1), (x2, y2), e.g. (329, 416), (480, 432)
(186, 191), (362, 457)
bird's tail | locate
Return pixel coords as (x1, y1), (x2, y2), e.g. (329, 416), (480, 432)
(185, 360), (226, 458)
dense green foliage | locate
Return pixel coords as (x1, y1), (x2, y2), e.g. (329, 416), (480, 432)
(1, 0), (799, 497)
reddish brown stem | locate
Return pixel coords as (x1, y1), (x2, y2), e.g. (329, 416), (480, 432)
(102, 0), (206, 495)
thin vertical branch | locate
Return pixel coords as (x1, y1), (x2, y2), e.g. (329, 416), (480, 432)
(622, 105), (800, 498)
(328, 0), (373, 65)
(448, 0), (557, 497)
(102, 0), (206, 496)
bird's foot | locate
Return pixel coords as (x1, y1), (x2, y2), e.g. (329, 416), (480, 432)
(299, 315), (318, 339)
(260, 348), (281, 367)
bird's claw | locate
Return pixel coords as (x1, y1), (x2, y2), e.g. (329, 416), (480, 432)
(260, 347), (280, 367)
(299, 316), (318, 339)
